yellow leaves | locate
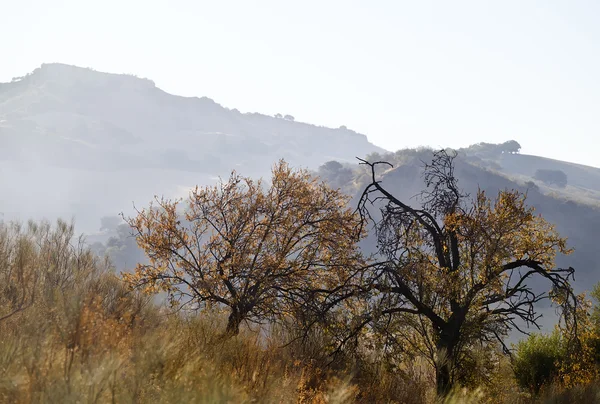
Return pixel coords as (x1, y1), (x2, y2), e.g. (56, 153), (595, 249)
(558, 337), (599, 389)
(123, 160), (364, 325)
(393, 186), (572, 322)
(446, 187), (571, 292)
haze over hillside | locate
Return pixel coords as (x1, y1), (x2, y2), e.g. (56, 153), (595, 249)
(0, 64), (385, 231)
(4, 64), (600, 293)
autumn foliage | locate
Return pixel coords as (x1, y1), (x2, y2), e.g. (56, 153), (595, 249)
(320, 151), (578, 395)
(124, 160), (364, 336)
(2, 154), (599, 403)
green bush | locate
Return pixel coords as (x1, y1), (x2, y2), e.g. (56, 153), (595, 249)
(513, 331), (564, 394)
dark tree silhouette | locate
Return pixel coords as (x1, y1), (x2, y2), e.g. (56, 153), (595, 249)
(318, 150), (578, 396)
(501, 140), (521, 154)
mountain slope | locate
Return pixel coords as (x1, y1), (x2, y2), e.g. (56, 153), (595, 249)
(3, 63), (599, 308)
(0, 63), (385, 231)
(94, 145), (600, 337)
(313, 148), (600, 336)
(457, 142), (600, 206)
(1, 64), (385, 172)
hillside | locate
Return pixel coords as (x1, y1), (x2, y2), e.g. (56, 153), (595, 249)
(458, 141), (600, 206)
(0, 63), (385, 231)
(3, 64), (600, 307)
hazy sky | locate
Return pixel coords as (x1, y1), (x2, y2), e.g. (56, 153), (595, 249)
(3, 1), (600, 167)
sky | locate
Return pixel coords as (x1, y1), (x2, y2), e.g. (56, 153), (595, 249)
(2, 0), (600, 167)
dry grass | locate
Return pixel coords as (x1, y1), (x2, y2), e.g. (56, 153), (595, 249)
(0, 219), (597, 403)
(0, 220), (435, 403)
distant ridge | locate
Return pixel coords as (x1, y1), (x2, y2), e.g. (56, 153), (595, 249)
(0, 63), (386, 175)
(0, 63), (386, 231)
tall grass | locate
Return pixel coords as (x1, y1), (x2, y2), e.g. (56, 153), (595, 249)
(0, 219), (596, 403)
(0, 220), (434, 403)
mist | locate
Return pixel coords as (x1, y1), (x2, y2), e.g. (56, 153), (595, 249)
(0, 64), (383, 235)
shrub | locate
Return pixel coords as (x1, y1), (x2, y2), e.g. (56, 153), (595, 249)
(513, 331), (564, 394)
(533, 169), (568, 188)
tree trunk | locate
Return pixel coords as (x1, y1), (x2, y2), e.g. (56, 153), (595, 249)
(436, 360), (452, 397)
(224, 309), (244, 337)
(436, 335), (456, 397)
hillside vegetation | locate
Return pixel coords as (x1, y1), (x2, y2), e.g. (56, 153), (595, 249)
(4, 65), (600, 402)
(5, 154), (600, 403)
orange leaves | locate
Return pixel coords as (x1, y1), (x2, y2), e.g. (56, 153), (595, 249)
(123, 160), (364, 333)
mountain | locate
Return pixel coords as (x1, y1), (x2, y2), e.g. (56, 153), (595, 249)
(3, 63), (600, 323)
(0, 63), (385, 231)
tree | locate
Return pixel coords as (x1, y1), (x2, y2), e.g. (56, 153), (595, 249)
(501, 140), (521, 154)
(284, 114), (295, 121)
(513, 289), (600, 394)
(321, 160), (344, 172)
(274, 113), (283, 119)
(318, 161), (354, 190)
(323, 150), (577, 396)
(534, 169), (568, 188)
(124, 160), (363, 336)
(93, 223), (148, 272)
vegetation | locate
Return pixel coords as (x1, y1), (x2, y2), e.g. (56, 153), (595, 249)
(459, 140), (522, 159)
(513, 331), (564, 394)
(534, 169), (568, 188)
(124, 160), (363, 336)
(314, 150), (577, 395)
(0, 218), (436, 403)
(4, 152), (600, 403)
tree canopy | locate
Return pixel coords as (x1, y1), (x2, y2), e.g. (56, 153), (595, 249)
(124, 160), (363, 336)
(317, 150), (577, 396)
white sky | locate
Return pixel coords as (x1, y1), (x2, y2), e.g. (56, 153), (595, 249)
(2, 0), (600, 167)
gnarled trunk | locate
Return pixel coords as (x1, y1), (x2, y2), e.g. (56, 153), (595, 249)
(436, 357), (452, 397)
(435, 330), (458, 397)
(224, 308), (244, 337)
